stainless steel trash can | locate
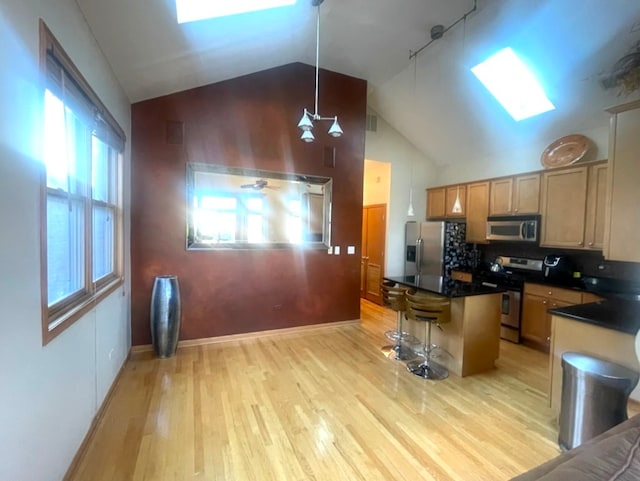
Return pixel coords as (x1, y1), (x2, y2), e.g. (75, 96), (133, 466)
(558, 352), (639, 451)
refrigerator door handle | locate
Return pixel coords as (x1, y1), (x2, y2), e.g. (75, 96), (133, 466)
(415, 238), (422, 274)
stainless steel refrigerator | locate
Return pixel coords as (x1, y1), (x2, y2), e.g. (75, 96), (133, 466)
(404, 221), (468, 277)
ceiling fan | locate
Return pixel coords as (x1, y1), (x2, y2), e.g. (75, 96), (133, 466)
(240, 179), (279, 190)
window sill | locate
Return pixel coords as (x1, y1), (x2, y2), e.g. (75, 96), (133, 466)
(43, 277), (124, 345)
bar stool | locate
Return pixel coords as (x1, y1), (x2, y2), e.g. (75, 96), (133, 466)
(405, 291), (451, 380)
(380, 281), (417, 361)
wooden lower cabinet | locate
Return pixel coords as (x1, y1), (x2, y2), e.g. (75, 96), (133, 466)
(521, 294), (552, 351)
(521, 283), (583, 353)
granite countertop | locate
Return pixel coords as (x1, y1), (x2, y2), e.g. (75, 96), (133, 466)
(384, 275), (505, 298)
(549, 299), (640, 335)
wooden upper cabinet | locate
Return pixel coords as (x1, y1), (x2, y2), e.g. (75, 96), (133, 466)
(513, 174), (540, 214)
(489, 178), (513, 215)
(584, 163), (608, 250)
(445, 185), (466, 218)
(427, 185), (466, 219)
(465, 181), (489, 243)
(489, 174), (540, 216)
(426, 187), (446, 218)
(604, 103), (640, 262)
(540, 166), (589, 248)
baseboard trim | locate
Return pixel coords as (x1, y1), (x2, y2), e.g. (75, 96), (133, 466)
(63, 351), (130, 481)
(130, 319), (361, 353)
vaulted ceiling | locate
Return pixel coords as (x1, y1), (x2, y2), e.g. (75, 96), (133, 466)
(76, 0), (640, 165)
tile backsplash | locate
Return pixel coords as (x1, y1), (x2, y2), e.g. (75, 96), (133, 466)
(477, 243), (640, 282)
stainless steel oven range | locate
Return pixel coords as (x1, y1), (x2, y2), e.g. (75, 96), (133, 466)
(476, 256), (543, 343)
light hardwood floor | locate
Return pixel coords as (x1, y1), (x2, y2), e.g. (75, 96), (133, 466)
(67, 299), (563, 481)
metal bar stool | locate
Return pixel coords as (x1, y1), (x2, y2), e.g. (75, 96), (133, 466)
(405, 291), (451, 380)
(380, 281), (418, 361)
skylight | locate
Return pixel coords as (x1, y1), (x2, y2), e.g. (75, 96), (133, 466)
(471, 47), (555, 121)
(176, 0), (297, 23)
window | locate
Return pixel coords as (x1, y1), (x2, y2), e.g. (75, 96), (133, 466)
(176, 0), (296, 23)
(471, 47), (555, 121)
(40, 21), (125, 344)
(287, 199), (302, 243)
(193, 193), (266, 245)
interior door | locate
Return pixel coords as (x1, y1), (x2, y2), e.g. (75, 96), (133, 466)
(361, 204), (386, 305)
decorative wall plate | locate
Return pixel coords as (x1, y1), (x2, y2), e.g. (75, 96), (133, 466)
(541, 134), (591, 168)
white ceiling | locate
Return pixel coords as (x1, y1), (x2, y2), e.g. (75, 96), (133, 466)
(76, 0), (640, 166)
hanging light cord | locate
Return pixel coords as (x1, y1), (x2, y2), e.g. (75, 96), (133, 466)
(409, 0), (477, 60)
(296, 0), (342, 142)
(314, 3), (320, 117)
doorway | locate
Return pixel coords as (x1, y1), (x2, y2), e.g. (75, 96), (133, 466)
(361, 204), (386, 305)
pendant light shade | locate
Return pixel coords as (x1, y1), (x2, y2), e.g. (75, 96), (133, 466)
(452, 185), (462, 213)
(297, 110), (313, 131)
(328, 117), (343, 137)
(297, 0), (343, 143)
(407, 188), (415, 216)
(301, 130), (315, 143)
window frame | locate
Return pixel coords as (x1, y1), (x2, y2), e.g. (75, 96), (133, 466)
(39, 20), (126, 345)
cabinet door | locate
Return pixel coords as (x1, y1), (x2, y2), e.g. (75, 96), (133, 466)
(465, 182), (489, 243)
(521, 293), (552, 352)
(426, 187), (446, 218)
(605, 106), (640, 262)
(513, 174), (540, 214)
(445, 185), (466, 217)
(489, 178), (513, 216)
(584, 163), (607, 250)
(540, 167), (588, 248)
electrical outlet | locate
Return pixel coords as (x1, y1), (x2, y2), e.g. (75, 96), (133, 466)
(334, 246), (340, 255)
(327, 246), (333, 254)
(347, 246), (355, 255)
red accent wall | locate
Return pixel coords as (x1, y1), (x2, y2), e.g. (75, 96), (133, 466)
(130, 63), (367, 345)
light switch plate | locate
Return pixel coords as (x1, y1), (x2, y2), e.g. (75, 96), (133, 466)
(334, 246), (340, 255)
(347, 246), (355, 255)
(327, 246), (333, 254)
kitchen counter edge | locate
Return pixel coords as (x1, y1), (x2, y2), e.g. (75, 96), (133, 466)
(548, 299), (640, 335)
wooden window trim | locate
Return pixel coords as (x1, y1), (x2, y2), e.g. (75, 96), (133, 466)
(39, 20), (125, 345)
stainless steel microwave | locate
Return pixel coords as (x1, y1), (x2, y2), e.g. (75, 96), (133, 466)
(486, 215), (540, 243)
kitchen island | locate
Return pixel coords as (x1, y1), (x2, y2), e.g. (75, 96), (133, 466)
(384, 275), (504, 377)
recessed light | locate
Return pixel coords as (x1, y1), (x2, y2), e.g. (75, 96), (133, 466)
(471, 47), (555, 121)
(176, 0), (297, 24)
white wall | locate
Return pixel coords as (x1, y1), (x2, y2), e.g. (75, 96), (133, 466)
(435, 123), (612, 185)
(363, 159), (391, 206)
(0, 2), (131, 480)
(365, 110), (439, 276)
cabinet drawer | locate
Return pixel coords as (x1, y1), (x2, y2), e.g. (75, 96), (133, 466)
(524, 283), (583, 304)
(451, 270), (472, 282)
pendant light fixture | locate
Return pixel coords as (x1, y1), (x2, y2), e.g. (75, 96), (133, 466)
(452, 185), (462, 214)
(297, 0), (343, 143)
(407, 188), (415, 217)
